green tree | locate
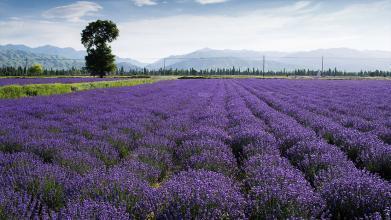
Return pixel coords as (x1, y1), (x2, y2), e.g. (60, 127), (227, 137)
(81, 20), (119, 77)
(28, 64), (43, 75)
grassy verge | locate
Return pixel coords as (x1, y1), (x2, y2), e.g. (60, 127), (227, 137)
(0, 79), (157, 99)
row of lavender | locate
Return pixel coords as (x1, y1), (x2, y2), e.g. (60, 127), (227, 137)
(0, 80), (247, 219)
(238, 79), (391, 179)
(278, 81), (391, 144)
(0, 77), (126, 86)
(224, 81), (326, 218)
(230, 80), (390, 218)
(0, 80), (188, 218)
(258, 80), (391, 145)
(0, 79), (390, 219)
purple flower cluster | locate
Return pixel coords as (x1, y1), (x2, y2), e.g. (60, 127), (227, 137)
(59, 199), (130, 219)
(0, 79), (390, 219)
(77, 167), (156, 219)
(235, 80), (390, 218)
(225, 82), (326, 219)
(0, 77), (125, 86)
(157, 170), (246, 219)
(239, 80), (391, 179)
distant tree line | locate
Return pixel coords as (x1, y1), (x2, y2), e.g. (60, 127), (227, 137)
(0, 65), (390, 77)
(0, 66), (88, 76)
(119, 67), (391, 77)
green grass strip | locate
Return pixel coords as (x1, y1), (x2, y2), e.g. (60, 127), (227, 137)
(0, 79), (156, 99)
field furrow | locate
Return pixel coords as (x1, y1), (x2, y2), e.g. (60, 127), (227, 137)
(224, 80), (325, 219)
(233, 80), (390, 218)
(255, 80), (391, 145)
(0, 79), (390, 219)
(237, 80), (391, 180)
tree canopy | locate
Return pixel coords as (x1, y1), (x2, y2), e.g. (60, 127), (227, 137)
(28, 64), (43, 75)
(81, 20), (119, 77)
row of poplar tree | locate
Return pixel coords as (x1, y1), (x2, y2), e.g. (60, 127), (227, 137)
(0, 65), (390, 77)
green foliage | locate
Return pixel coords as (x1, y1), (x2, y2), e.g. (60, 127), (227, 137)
(0, 85), (24, 99)
(91, 148), (118, 167)
(27, 178), (65, 211)
(60, 159), (92, 174)
(108, 138), (130, 159)
(81, 20), (119, 77)
(81, 20), (119, 49)
(28, 64), (43, 75)
(0, 141), (23, 153)
(0, 79), (155, 99)
(43, 179), (65, 211)
(0, 51), (85, 73)
(36, 148), (57, 163)
(85, 45), (116, 77)
(48, 127), (61, 134)
(0, 206), (6, 220)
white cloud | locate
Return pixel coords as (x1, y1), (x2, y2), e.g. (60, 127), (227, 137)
(289, 1), (311, 11)
(0, 19), (85, 50)
(111, 0), (391, 61)
(132, 0), (157, 7)
(1, 1), (390, 62)
(195, 0), (228, 5)
(42, 1), (102, 22)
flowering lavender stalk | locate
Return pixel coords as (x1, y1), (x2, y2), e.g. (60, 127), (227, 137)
(78, 167), (157, 219)
(157, 170), (246, 219)
(239, 79), (391, 179)
(244, 154), (325, 219)
(0, 79), (390, 219)
(232, 80), (391, 218)
(59, 199), (130, 219)
(225, 81), (325, 219)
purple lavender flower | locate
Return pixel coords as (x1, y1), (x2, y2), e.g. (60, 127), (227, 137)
(317, 167), (391, 218)
(244, 154), (325, 219)
(187, 149), (237, 177)
(0, 79), (390, 219)
(78, 167), (157, 219)
(157, 170), (246, 219)
(59, 199), (130, 219)
(0, 152), (80, 212)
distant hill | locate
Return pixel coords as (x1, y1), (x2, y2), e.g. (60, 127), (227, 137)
(0, 44), (86, 59)
(146, 48), (291, 70)
(116, 57), (148, 68)
(276, 48), (391, 71)
(1, 44), (390, 71)
(0, 48), (85, 70)
(0, 44), (143, 70)
(147, 48), (391, 71)
(156, 56), (294, 71)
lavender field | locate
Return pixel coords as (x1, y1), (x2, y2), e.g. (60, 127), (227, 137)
(0, 77), (125, 86)
(0, 79), (390, 219)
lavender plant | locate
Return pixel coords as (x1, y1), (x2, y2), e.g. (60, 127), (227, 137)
(0, 79), (389, 219)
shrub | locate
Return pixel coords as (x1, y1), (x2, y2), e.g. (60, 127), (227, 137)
(157, 170), (246, 219)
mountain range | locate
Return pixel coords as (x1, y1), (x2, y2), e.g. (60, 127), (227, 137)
(1, 44), (390, 72)
(0, 44), (144, 70)
(147, 48), (391, 72)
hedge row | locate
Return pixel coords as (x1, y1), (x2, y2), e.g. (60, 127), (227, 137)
(0, 79), (156, 99)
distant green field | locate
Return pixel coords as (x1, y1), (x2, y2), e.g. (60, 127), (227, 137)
(0, 78), (157, 99)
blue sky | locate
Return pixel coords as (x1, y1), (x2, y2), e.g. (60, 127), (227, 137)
(0, 0), (390, 61)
